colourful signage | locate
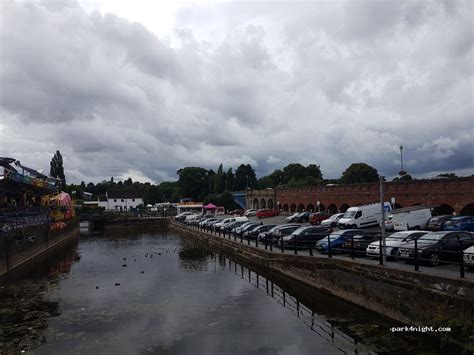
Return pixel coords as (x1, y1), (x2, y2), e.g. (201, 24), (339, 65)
(4, 169), (56, 191)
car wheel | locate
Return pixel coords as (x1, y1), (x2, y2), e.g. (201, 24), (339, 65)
(428, 252), (440, 267)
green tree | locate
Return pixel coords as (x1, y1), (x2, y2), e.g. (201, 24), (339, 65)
(177, 167), (210, 200)
(282, 163), (307, 182)
(392, 174), (413, 181)
(234, 164), (257, 190)
(214, 164), (225, 194)
(50, 150), (66, 185)
(306, 164), (323, 181)
(340, 163), (379, 184)
(226, 168), (235, 191)
(204, 191), (239, 212)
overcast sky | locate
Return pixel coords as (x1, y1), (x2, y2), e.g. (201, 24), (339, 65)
(0, 0), (473, 184)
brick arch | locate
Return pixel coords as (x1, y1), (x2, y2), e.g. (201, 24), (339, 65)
(327, 204), (338, 214)
(253, 198), (259, 210)
(340, 204), (350, 213)
(297, 203), (305, 212)
(318, 203), (326, 212)
(433, 203), (454, 216)
(268, 199), (274, 209)
(307, 203), (315, 212)
(460, 203), (474, 216)
(260, 198), (266, 209)
(283, 204), (289, 213)
(290, 204), (297, 213)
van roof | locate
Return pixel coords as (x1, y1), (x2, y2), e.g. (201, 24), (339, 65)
(391, 205), (437, 214)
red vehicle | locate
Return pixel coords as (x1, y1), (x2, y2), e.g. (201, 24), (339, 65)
(228, 209), (245, 216)
(256, 209), (279, 218)
(309, 212), (330, 225)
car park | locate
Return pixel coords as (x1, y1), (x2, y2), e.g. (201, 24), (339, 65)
(309, 212), (330, 225)
(398, 231), (474, 266)
(315, 230), (375, 254)
(224, 220), (249, 233)
(256, 209), (278, 218)
(341, 233), (380, 255)
(244, 224), (276, 240)
(281, 226), (332, 248)
(365, 230), (429, 259)
(425, 215), (451, 231)
(199, 217), (217, 226)
(444, 216), (474, 232)
(258, 224), (300, 243)
(235, 222), (260, 235)
(321, 213), (344, 228)
(214, 217), (236, 230)
(175, 211), (192, 221)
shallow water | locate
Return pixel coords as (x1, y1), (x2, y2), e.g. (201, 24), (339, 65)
(0, 229), (465, 354)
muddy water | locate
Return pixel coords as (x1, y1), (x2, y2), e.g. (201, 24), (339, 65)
(0, 229), (465, 354)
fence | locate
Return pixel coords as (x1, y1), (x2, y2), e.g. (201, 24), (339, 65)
(176, 219), (473, 279)
(0, 219), (78, 276)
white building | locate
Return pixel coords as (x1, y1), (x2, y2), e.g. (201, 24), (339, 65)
(97, 192), (144, 211)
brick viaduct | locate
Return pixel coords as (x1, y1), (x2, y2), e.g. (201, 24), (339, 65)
(246, 177), (474, 216)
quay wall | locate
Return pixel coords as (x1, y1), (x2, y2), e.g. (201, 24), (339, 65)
(0, 224), (79, 279)
(171, 222), (474, 327)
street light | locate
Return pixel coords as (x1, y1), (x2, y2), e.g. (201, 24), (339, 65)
(399, 145), (407, 176)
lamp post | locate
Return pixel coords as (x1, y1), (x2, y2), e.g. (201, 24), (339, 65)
(399, 145), (406, 176)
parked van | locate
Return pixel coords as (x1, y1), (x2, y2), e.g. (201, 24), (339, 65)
(338, 202), (392, 229)
(392, 206), (432, 231)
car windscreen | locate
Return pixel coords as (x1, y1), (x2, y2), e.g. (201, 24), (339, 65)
(418, 233), (447, 241)
(343, 211), (356, 218)
(292, 227), (307, 236)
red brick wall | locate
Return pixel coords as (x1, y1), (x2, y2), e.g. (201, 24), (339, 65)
(272, 177), (474, 214)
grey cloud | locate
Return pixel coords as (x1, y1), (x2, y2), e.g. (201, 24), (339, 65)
(0, 0), (472, 183)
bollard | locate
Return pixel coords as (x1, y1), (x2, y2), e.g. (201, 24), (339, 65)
(264, 239), (268, 250)
(379, 234), (383, 265)
(240, 232), (243, 243)
(247, 236), (250, 245)
(414, 238), (419, 271)
(327, 235), (332, 258)
(350, 235), (354, 259)
(266, 278), (269, 294)
(219, 228), (221, 237)
(283, 290), (286, 307)
(234, 231), (237, 241)
(269, 240), (273, 252)
(256, 235), (258, 248)
(460, 240), (465, 279)
(309, 241), (313, 256)
(294, 237), (297, 255)
(280, 238), (284, 253)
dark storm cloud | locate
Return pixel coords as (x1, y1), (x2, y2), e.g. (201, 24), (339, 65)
(0, 0), (472, 183)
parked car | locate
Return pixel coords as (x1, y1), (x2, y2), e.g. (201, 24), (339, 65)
(224, 220), (249, 233)
(392, 207), (432, 231)
(234, 222), (259, 235)
(398, 231), (474, 266)
(463, 246), (474, 271)
(214, 217), (236, 230)
(286, 212), (300, 223)
(338, 202), (392, 229)
(199, 217), (218, 226)
(321, 213), (344, 228)
(425, 215), (451, 231)
(366, 230), (429, 259)
(309, 212), (330, 225)
(444, 216), (474, 232)
(256, 209), (278, 218)
(382, 214), (394, 231)
(258, 224), (300, 243)
(315, 230), (375, 254)
(281, 226), (332, 248)
(294, 212), (311, 223)
(244, 209), (257, 217)
(175, 211), (192, 221)
(341, 233), (381, 255)
(244, 224), (276, 240)
(229, 209), (245, 216)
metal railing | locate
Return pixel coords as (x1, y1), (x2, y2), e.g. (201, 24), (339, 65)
(176, 219), (473, 279)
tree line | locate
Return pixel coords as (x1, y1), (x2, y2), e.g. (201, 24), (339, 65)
(49, 150), (462, 208)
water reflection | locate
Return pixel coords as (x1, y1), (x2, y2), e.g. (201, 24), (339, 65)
(0, 230), (467, 354)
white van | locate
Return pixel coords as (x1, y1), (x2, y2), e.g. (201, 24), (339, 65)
(338, 202), (392, 229)
(392, 207), (432, 231)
